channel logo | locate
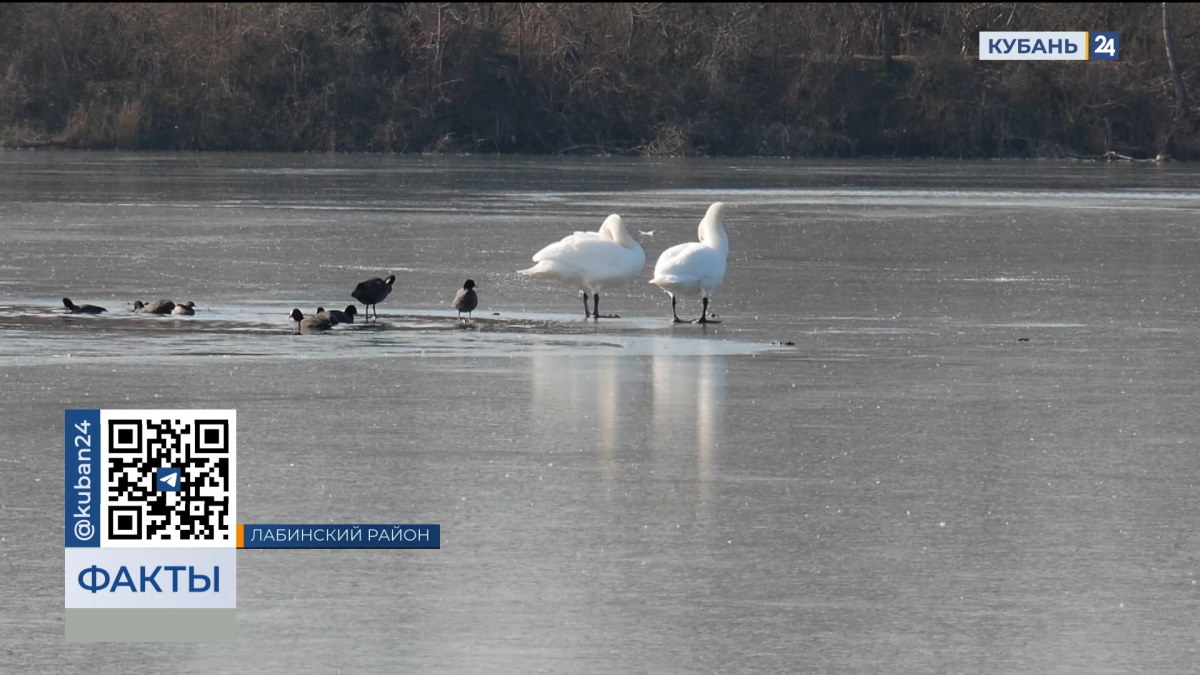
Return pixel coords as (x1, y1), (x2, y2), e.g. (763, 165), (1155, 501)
(980, 31), (1119, 61)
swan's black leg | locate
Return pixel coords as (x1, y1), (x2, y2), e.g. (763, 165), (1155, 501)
(671, 295), (684, 324)
(582, 292), (591, 318)
(695, 297), (721, 324)
(592, 293), (600, 320)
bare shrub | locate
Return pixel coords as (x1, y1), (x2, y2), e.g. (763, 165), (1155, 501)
(641, 122), (692, 157)
(55, 106), (92, 147)
(112, 100), (144, 148)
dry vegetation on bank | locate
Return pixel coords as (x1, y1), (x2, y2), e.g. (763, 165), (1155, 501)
(0, 3), (1196, 158)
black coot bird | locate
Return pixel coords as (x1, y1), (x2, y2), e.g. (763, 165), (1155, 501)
(63, 298), (107, 314)
(452, 279), (478, 320)
(315, 305), (357, 325)
(134, 299), (176, 314)
(351, 274), (395, 322)
(289, 308), (332, 334)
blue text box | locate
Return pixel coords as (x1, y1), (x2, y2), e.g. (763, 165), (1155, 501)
(65, 409), (101, 547)
(241, 524), (441, 549)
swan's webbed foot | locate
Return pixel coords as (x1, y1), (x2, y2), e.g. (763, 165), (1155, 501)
(669, 295), (685, 323)
(694, 297), (719, 324)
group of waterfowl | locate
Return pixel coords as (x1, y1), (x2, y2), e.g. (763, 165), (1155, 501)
(285, 305), (359, 334)
(287, 273), (398, 334)
(62, 297), (195, 316)
(287, 201), (728, 335)
(288, 274), (480, 334)
(63, 202), (730, 334)
(521, 201), (730, 323)
(135, 299), (196, 315)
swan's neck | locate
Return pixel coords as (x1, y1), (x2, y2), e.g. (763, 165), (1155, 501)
(601, 217), (640, 250)
(698, 218), (729, 251)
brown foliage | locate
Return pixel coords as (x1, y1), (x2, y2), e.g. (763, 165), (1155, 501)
(0, 2), (1195, 158)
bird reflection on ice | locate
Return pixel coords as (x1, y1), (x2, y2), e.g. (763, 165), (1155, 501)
(651, 347), (726, 499)
(530, 353), (643, 480)
(528, 339), (727, 490)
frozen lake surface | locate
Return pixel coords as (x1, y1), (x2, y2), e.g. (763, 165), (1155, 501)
(2, 152), (1200, 673)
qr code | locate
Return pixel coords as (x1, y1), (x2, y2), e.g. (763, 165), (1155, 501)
(102, 411), (236, 547)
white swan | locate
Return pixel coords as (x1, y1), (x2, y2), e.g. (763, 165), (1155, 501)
(519, 214), (645, 319)
(649, 202), (730, 324)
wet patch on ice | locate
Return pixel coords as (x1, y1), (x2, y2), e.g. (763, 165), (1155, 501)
(0, 302), (785, 363)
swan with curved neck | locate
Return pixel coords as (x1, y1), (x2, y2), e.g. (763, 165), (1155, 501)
(650, 202), (730, 324)
(519, 213), (645, 319)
